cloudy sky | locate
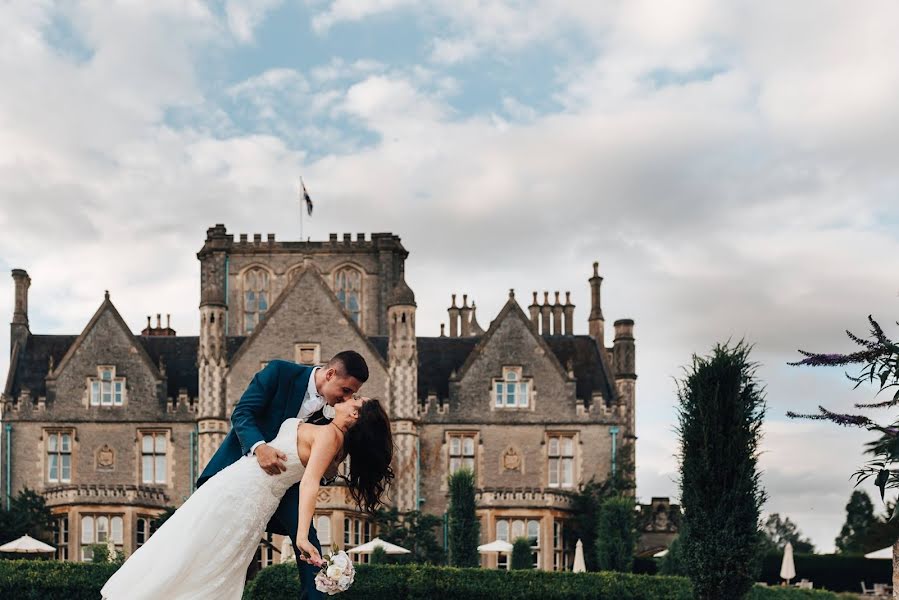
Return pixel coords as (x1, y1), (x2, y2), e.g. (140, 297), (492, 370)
(2, 1), (898, 551)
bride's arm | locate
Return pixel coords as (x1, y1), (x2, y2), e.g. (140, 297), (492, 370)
(296, 426), (340, 565)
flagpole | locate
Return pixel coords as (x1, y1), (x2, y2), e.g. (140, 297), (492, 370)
(299, 177), (304, 241)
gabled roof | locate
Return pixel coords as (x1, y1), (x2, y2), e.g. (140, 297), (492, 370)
(50, 294), (162, 383)
(227, 266), (388, 371)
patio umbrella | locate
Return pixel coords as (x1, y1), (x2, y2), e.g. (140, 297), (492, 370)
(348, 537), (411, 555)
(865, 546), (893, 559)
(653, 548), (669, 558)
(572, 539), (586, 573)
(780, 542), (796, 584)
(0, 534), (55, 554)
(477, 539), (514, 554)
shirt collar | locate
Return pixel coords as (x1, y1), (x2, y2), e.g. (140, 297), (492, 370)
(308, 366), (323, 404)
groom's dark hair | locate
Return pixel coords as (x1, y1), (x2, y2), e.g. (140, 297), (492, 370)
(329, 350), (369, 382)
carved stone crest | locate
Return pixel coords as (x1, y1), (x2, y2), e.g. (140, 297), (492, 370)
(96, 444), (115, 470)
(502, 447), (521, 471)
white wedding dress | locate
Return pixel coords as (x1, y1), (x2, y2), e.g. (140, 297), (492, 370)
(102, 418), (307, 600)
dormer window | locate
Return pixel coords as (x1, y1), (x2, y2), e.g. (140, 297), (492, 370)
(493, 367), (532, 409)
(90, 366), (125, 407)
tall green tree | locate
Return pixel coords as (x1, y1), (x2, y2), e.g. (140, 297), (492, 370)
(835, 490), (876, 554)
(373, 508), (445, 564)
(595, 496), (636, 572)
(761, 513), (815, 554)
(510, 537), (533, 570)
(677, 342), (767, 600)
(0, 488), (54, 545)
(447, 468), (479, 567)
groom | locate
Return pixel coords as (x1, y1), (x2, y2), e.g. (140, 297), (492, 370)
(197, 350), (369, 598)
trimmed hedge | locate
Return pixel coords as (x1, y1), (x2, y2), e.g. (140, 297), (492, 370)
(244, 563), (847, 600)
(0, 559), (119, 600)
(758, 553), (891, 593)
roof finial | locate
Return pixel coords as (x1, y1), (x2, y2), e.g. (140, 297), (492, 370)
(509, 288), (515, 299)
(104, 290), (110, 301)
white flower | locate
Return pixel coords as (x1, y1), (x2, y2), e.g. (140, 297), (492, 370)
(322, 404), (336, 420)
(331, 551), (350, 570)
(338, 574), (352, 590)
(326, 564), (343, 579)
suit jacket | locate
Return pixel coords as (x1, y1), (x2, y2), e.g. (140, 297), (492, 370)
(197, 359), (314, 534)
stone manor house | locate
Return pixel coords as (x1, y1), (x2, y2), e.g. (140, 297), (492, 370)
(1, 225), (677, 569)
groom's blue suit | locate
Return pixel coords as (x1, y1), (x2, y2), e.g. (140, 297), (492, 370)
(197, 360), (324, 599)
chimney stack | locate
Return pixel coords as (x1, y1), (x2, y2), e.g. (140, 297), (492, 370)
(552, 291), (563, 335)
(528, 292), (540, 326)
(540, 292), (551, 335)
(588, 261), (605, 346)
(460, 294), (472, 337)
(563, 291), (575, 335)
(448, 294), (460, 337)
(613, 319), (636, 378)
(10, 269), (31, 351)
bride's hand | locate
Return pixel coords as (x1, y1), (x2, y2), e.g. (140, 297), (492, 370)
(296, 538), (323, 567)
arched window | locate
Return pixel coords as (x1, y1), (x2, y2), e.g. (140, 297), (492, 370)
(243, 267), (270, 334)
(334, 266), (362, 326)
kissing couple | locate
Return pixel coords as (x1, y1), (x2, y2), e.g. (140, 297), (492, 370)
(102, 350), (395, 599)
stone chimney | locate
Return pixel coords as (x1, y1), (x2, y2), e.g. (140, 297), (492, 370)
(588, 262), (605, 346)
(459, 294), (472, 337)
(552, 291), (563, 335)
(540, 291), (551, 335)
(563, 291), (575, 335)
(528, 292), (540, 326)
(613, 319), (635, 378)
(10, 269), (30, 351)
(448, 294), (460, 337)
(142, 313), (177, 337)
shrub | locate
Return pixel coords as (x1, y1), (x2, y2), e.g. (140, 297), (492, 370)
(370, 546), (388, 564)
(510, 538), (532, 570)
(447, 469), (479, 567)
(0, 559), (119, 600)
(757, 552), (891, 592)
(596, 496), (636, 572)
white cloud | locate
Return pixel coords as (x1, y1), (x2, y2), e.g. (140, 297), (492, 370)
(225, 0), (283, 43)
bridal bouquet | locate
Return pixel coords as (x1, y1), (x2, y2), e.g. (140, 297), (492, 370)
(314, 548), (355, 595)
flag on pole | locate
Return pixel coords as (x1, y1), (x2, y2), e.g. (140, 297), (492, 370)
(300, 178), (313, 216)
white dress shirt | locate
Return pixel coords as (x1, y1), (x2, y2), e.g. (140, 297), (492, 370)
(250, 366), (322, 455)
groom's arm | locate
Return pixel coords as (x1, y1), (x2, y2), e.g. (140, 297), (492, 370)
(230, 361), (280, 455)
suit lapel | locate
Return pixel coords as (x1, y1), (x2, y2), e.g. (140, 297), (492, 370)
(283, 365), (312, 423)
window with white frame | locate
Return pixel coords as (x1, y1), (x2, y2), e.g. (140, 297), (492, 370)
(343, 516), (372, 548)
(255, 532), (276, 570)
(493, 367), (531, 408)
(317, 515), (332, 556)
(90, 366), (125, 407)
(47, 431), (72, 483)
(334, 266), (363, 326)
(80, 515), (123, 561)
(553, 521), (568, 571)
(243, 267), (271, 334)
(547, 434), (576, 489)
(496, 518), (540, 569)
(448, 433), (476, 476)
(136, 517), (151, 548)
(140, 432), (168, 484)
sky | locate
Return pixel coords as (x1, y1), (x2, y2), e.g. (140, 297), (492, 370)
(2, 1), (898, 552)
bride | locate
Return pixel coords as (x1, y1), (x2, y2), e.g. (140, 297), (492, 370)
(101, 396), (394, 600)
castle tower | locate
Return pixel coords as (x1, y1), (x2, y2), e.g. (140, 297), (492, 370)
(387, 268), (419, 512)
(196, 224), (232, 469)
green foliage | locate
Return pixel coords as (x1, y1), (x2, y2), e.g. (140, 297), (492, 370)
(372, 507), (445, 564)
(761, 514), (815, 554)
(370, 546), (388, 565)
(0, 488), (55, 546)
(756, 552), (891, 592)
(568, 461), (635, 572)
(659, 536), (687, 576)
(510, 537), (532, 570)
(834, 490), (876, 554)
(151, 506), (177, 531)
(89, 543), (124, 565)
(859, 499), (899, 552)
(244, 562), (843, 600)
(595, 496), (636, 572)
(0, 560), (119, 600)
(677, 342), (767, 600)
(447, 469), (479, 568)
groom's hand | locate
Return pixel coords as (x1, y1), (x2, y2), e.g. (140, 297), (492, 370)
(254, 444), (287, 475)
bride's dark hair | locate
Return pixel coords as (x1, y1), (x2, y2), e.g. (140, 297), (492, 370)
(343, 398), (394, 514)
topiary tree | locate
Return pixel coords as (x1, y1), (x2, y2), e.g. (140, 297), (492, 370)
(370, 546), (388, 564)
(595, 496), (636, 572)
(510, 537), (533, 570)
(677, 342), (766, 600)
(447, 468), (479, 567)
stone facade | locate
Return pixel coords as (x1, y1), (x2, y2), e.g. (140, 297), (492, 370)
(1, 224), (645, 571)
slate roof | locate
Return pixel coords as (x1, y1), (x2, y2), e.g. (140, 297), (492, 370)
(6, 333), (613, 407)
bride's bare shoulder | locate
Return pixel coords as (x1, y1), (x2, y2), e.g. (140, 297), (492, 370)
(298, 423), (340, 447)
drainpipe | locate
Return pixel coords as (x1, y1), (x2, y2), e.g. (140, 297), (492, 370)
(4, 423), (11, 510)
(416, 436), (424, 510)
(609, 426), (620, 477)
